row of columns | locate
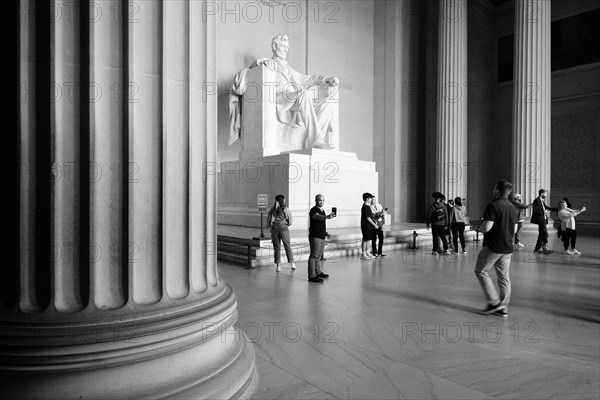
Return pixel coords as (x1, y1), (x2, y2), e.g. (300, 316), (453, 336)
(436, 0), (551, 201)
(2, 1), (256, 398)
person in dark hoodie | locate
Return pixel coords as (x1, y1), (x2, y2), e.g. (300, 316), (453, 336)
(426, 192), (450, 255)
(450, 197), (467, 254)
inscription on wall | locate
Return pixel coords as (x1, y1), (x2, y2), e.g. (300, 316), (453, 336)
(551, 110), (599, 188)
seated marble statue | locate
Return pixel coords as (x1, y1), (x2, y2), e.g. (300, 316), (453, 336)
(229, 34), (339, 151)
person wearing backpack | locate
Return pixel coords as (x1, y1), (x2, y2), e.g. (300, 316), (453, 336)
(426, 192), (450, 255)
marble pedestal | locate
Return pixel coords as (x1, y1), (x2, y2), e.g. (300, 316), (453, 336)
(218, 149), (378, 231)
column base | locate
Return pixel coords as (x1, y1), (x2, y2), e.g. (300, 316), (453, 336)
(0, 285), (257, 400)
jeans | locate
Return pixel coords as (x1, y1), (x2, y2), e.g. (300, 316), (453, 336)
(371, 227), (384, 255)
(308, 236), (325, 278)
(474, 246), (512, 308)
(514, 221), (523, 244)
(451, 222), (466, 251)
(534, 223), (549, 251)
(431, 225), (448, 251)
(271, 225), (294, 264)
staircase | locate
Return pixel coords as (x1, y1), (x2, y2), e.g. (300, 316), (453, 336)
(217, 224), (479, 268)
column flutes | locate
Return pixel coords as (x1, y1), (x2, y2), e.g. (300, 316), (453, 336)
(512, 0), (551, 202)
(51, 0), (84, 313)
(90, 0), (126, 310)
(436, 0), (468, 199)
(2, 1), (257, 398)
(129, 0), (163, 305)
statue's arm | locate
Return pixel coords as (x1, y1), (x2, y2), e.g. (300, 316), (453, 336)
(250, 58), (277, 71)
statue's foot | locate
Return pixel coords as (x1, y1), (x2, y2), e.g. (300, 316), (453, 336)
(312, 141), (334, 150)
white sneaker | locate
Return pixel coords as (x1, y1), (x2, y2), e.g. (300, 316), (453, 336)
(276, 264), (281, 272)
(572, 249), (581, 255)
(361, 254), (372, 260)
(564, 250), (574, 255)
(290, 262), (297, 270)
(515, 243), (525, 247)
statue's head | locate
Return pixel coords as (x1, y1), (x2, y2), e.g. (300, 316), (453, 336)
(271, 34), (289, 59)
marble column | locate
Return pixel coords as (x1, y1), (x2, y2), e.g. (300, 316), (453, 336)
(1, 1), (256, 398)
(512, 0), (551, 204)
(373, 0), (423, 223)
(436, 0), (468, 199)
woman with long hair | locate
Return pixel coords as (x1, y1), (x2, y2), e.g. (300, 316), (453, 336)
(266, 195), (296, 272)
(450, 197), (467, 254)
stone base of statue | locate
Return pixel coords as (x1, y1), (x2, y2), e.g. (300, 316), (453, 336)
(218, 149), (378, 231)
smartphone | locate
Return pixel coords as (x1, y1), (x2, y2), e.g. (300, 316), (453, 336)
(332, 207), (337, 216)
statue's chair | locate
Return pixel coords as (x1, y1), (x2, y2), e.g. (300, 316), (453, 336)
(239, 65), (339, 160)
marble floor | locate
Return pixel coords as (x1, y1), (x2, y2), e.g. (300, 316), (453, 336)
(218, 229), (600, 400)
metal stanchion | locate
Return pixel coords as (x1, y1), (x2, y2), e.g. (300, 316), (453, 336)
(259, 212), (265, 238)
(472, 218), (483, 242)
(410, 231), (419, 249)
(245, 243), (255, 269)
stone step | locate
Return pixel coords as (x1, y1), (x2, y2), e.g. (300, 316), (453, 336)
(218, 226), (479, 267)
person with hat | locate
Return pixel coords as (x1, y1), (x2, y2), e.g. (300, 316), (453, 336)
(360, 193), (378, 259)
(511, 193), (530, 248)
(426, 192), (450, 255)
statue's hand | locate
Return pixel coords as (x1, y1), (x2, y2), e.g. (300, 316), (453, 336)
(326, 77), (339, 86)
(260, 59), (278, 71)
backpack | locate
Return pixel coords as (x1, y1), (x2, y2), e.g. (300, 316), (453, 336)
(432, 206), (445, 222)
(435, 207), (445, 221)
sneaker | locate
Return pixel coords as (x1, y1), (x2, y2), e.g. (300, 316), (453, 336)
(308, 277), (324, 283)
(572, 249), (581, 255)
(317, 273), (329, 279)
(533, 249), (542, 254)
(564, 250), (574, 255)
(290, 263), (296, 270)
(482, 303), (505, 314)
(542, 249), (554, 255)
(373, 254), (381, 258)
(493, 308), (508, 318)
(361, 254), (372, 260)
(380, 253), (387, 257)
(276, 264), (281, 272)
(443, 250), (452, 255)
(516, 243), (525, 248)
(432, 250), (440, 255)
(461, 250), (467, 254)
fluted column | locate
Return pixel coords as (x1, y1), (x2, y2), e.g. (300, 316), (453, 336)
(1, 1), (256, 398)
(512, 0), (551, 204)
(436, 0), (468, 199)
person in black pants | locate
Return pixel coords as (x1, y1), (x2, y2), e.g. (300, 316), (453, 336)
(531, 189), (557, 254)
(426, 192), (449, 255)
(450, 197), (467, 254)
(557, 200), (586, 255)
(370, 196), (386, 258)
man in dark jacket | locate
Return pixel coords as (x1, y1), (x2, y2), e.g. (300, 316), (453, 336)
(531, 189), (557, 254)
(426, 192), (449, 254)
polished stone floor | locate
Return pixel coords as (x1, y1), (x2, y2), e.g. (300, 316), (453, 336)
(218, 230), (600, 399)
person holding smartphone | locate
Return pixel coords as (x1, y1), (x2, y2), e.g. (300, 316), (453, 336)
(308, 194), (335, 282)
(267, 195), (296, 272)
(557, 200), (586, 255)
